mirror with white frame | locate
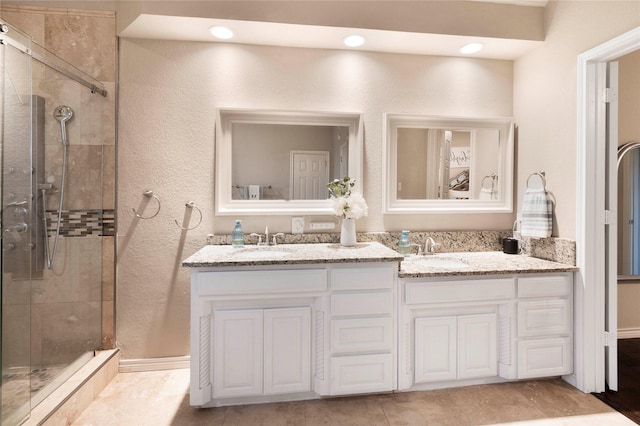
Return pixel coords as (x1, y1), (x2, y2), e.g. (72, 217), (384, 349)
(384, 114), (514, 213)
(216, 109), (363, 215)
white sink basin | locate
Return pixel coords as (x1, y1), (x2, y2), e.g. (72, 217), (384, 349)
(410, 257), (470, 269)
(234, 249), (292, 260)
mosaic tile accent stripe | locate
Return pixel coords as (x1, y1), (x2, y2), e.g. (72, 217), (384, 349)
(45, 209), (114, 237)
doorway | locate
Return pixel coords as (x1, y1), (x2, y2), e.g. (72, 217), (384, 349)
(577, 26), (640, 395)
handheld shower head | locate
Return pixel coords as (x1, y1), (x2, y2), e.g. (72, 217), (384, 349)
(53, 105), (73, 145)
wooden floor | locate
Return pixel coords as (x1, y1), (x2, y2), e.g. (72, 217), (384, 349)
(594, 338), (640, 424)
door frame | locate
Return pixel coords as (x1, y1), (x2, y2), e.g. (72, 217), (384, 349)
(576, 26), (640, 393)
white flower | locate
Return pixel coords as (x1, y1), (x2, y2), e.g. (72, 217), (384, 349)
(332, 191), (368, 220)
(327, 176), (368, 220)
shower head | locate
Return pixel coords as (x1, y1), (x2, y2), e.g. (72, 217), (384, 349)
(53, 105), (73, 145)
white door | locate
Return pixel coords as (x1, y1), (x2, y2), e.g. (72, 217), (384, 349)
(414, 316), (457, 383)
(339, 142), (348, 178)
(440, 130), (452, 199)
(605, 60), (619, 391)
(264, 307), (311, 395)
(214, 309), (263, 398)
(290, 151), (330, 200)
(458, 314), (497, 379)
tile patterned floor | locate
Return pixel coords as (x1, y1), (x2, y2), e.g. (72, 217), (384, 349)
(1, 365), (64, 419)
(71, 369), (636, 426)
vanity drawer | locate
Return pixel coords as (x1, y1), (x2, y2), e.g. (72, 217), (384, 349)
(518, 274), (572, 298)
(518, 299), (571, 337)
(331, 292), (393, 316)
(196, 269), (327, 296)
(405, 278), (515, 305)
(330, 317), (393, 354)
(330, 354), (393, 395)
(331, 266), (395, 291)
(517, 337), (572, 379)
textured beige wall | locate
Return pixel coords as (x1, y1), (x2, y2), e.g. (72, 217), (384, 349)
(117, 40), (513, 359)
(117, 1), (639, 359)
(513, 0), (640, 240)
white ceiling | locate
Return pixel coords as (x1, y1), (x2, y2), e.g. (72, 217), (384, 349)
(121, 14), (544, 60)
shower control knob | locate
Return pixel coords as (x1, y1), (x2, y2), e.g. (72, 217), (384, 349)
(13, 207), (28, 217)
(5, 223), (28, 233)
(4, 243), (16, 250)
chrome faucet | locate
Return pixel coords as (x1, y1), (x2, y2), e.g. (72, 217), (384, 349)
(250, 226), (285, 246)
(424, 236), (437, 255)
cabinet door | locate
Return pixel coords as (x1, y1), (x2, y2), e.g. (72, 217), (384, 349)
(458, 314), (498, 379)
(213, 309), (263, 398)
(264, 307), (311, 395)
(330, 354), (393, 395)
(518, 337), (572, 379)
(414, 316), (457, 383)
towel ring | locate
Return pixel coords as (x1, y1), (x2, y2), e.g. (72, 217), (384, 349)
(132, 190), (161, 219)
(481, 174), (497, 190)
(526, 171), (546, 190)
(175, 201), (203, 230)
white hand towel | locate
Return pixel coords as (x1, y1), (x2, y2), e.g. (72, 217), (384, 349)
(521, 188), (553, 237)
(248, 185), (261, 200)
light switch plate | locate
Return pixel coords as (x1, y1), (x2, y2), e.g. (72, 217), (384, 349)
(292, 217), (304, 234)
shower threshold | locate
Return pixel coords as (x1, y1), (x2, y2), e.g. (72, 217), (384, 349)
(2, 349), (119, 426)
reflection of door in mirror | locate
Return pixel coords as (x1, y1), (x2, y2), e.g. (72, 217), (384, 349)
(231, 123), (346, 200)
(289, 151), (330, 200)
(618, 142), (640, 276)
(397, 129), (470, 200)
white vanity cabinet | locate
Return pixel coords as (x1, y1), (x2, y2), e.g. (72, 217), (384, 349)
(414, 313), (498, 383)
(399, 276), (514, 390)
(398, 272), (574, 391)
(189, 267), (327, 407)
(516, 274), (573, 379)
(186, 252), (401, 408)
(213, 306), (311, 398)
(323, 265), (397, 396)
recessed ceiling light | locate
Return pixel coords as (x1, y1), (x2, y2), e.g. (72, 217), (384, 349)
(460, 42), (484, 54)
(343, 35), (365, 48)
(210, 26), (234, 40)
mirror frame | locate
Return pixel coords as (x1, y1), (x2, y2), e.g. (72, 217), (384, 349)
(383, 113), (514, 214)
(215, 108), (363, 215)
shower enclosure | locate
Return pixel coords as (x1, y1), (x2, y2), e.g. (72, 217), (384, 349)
(1, 21), (106, 425)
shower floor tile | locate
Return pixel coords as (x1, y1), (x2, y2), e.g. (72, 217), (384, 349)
(1, 365), (65, 417)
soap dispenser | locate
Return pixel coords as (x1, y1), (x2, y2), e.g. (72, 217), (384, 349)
(232, 220), (244, 248)
(398, 230), (411, 256)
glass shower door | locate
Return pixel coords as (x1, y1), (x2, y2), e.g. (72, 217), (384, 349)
(1, 24), (34, 426)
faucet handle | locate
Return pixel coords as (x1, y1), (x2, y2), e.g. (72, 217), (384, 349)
(411, 243), (422, 256)
(272, 233), (285, 246)
(250, 232), (264, 246)
(424, 236), (438, 255)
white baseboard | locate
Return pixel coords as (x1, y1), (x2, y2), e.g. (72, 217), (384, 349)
(618, 328), (640, 339)
(119, 355), (190, 373)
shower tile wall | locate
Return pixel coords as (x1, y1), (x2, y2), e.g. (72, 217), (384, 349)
(0, 6), (117, 364)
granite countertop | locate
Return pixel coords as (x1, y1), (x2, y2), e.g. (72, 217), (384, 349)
(399, 251), (578, 278)
(182, 241), (404, 267)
